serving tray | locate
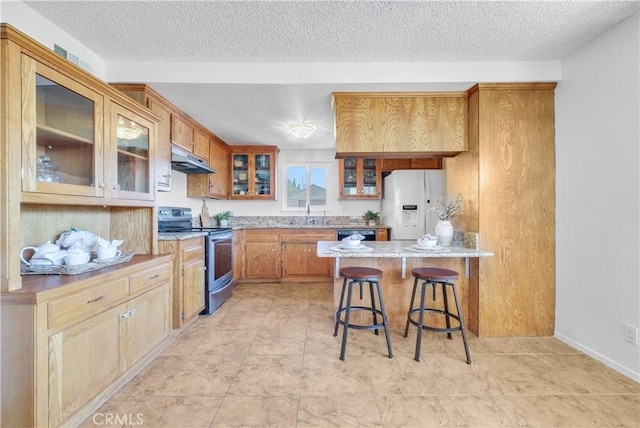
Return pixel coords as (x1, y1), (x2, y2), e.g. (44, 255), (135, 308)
(21, 252), (134, 276)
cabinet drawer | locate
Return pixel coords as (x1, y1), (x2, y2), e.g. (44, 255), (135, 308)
(48, 278), (130, 330)
(281, 233), (335, 243)
(245, 230), (281, 243)
(182, 241), (204, 263)
(129, 263), (171, 295)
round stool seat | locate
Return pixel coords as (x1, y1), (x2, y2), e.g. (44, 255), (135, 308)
(411, 267), (459, 281)
(340, 267), (383, 280)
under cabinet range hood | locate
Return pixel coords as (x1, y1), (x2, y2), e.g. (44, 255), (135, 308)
(171, 146), (215, 174)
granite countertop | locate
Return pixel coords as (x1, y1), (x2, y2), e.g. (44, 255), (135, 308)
(158, 231), (209, 241)
(316, 240), (493, 258)
(232, 224), (390, 230)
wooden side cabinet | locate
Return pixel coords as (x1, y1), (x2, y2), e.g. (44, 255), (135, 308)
(0, 255), (172, 428)
(158, 237), (206, 328)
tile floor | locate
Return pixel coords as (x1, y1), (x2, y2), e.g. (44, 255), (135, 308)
(82, 281), (639, 427)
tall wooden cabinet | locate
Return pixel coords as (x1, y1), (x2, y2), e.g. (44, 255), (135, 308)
(446, 83), (557, 337)
(1, 25), (171, 427)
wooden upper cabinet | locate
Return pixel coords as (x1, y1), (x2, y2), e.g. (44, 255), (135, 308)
(230, 146), (278, 200)
(187, 136), (230, 199)
(332, 93), (468, 157)
(13, 46), (158, 206)
(380, 158), (442, 171)
(339, 158), (381, 200)
(171, 115), (193, 153)
(146, 95), (172, 192)
(192, 127), (210, 162)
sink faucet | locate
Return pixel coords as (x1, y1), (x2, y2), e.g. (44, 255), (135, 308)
(307, 204), (315, 225)
(323, 210), (330, 225)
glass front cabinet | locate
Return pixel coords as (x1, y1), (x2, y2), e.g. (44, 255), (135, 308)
(339, 158), (381, 199)
(110, 103), (154, 200)
(19, 54), (156, 203)
(22, 55), (105, 198)
(230, 146), (278, 199)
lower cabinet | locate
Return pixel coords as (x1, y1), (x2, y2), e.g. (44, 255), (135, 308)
(241, 229), (335, 281)
(282, 231), (335, 279)
(244, 230), (281, 279)
(158, 237), (206, 328)
(49, 304), (127, 426)
(1, 255), (172, 428)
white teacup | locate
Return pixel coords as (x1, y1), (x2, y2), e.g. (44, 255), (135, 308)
(65, 251), (90, 266)
(97, 246), (122, 261)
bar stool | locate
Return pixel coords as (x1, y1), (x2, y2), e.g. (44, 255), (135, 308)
(404, 267), (471, 364)
(333, 267), (393, 361)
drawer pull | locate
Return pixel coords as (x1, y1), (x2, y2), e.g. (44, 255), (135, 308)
(149, 274), (160, 279)
(86, 295), (104, 304)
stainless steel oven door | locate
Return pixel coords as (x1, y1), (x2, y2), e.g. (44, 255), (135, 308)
(203, 232), (233, 314)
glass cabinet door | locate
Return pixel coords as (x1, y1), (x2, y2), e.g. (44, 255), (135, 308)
(339, 158), (380, 199)
(22, 56), (104, 197)
(111, 103), (154, 200)
(254, 154), (272, 196)
(362, 158), (379, 195)
(232, 154), (250, 196)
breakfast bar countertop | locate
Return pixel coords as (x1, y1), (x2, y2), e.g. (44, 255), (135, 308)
(316, 240), (493, 258)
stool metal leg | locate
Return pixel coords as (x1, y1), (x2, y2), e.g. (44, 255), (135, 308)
(339, 280), (356, 361)
(369, 281), (380, 335)
(441, 283), (453, 339)
(374, 281), (393, 358)
(404, 277), (419, 337)
(414, 279), (428, 362)
(451, 283), (472, 364)
(334, 277), (348, 337)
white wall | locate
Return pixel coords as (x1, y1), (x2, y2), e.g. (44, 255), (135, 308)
(156, 149), (382, 218)
(0, 1), (106, 78)
(555, 13), (639, 381)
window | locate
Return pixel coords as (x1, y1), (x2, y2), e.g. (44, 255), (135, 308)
(283, 163), (331, 211)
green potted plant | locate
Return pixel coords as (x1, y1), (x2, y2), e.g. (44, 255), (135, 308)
(215, 210), (233, 227)
(364, 210), (380, 226)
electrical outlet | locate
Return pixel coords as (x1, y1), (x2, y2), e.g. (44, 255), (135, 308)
(624, 324), (639, 345)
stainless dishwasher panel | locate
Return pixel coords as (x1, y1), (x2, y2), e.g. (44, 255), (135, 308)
(336, 229), (377, 241)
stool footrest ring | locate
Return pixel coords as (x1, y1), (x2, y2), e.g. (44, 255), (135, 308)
(407, 308), (463, 333)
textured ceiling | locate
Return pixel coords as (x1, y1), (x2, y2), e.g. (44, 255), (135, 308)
(23, 1), (640, 149)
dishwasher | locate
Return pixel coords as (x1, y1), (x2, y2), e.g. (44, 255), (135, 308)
(336, 228), (377, 241)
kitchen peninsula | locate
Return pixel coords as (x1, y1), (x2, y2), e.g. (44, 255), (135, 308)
(317, 240), (493, 331)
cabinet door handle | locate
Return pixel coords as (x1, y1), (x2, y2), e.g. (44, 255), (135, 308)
(149, 274), (160, 279)
(129, 309), (137, 317)
(120, 311), (130, 318)
(86, 295), (104, 304)
(112, 183), (121, 190)
(97, 182), (106, 188)
(200, 266), (207, 271)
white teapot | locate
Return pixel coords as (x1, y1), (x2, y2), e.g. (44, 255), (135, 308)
(20, 241), (67, 266)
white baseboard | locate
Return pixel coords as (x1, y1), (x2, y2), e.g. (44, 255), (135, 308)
(554, 332), (640, 383)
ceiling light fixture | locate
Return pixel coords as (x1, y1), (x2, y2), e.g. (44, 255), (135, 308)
(288, 121), (316, 139)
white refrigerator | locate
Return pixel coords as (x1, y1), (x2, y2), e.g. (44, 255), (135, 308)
(381, 170), (445, 241)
